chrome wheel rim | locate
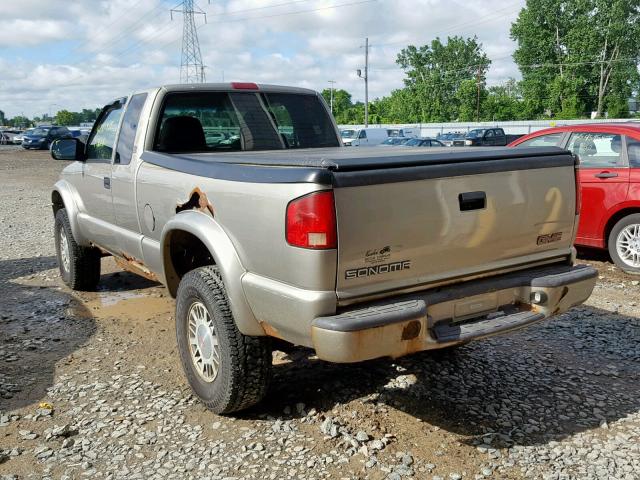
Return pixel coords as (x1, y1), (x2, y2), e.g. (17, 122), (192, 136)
(616, 224), (640, 268)
(187, 301), (220, 382)
(59, 228), (70, 273)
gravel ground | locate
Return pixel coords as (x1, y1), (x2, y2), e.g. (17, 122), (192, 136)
(1, 148), (639, 480)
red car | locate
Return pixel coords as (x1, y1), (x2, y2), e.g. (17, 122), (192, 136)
(510, 123), (640, 274)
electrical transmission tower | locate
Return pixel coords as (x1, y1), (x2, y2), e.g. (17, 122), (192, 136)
(171, 0), (208, 83)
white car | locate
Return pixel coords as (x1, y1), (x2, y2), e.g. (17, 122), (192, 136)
(13, 128), (34, 144)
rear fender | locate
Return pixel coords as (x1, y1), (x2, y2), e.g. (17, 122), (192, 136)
(160, 211), (263, 336)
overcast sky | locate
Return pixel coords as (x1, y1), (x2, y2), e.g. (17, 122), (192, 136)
(0, 0), (525, 118)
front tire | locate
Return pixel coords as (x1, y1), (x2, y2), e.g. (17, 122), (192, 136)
(54, 208), (101, 290)
(176, 266), (272, 414)
(608, 214), (640, 275)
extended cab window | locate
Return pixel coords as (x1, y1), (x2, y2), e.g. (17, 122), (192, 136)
(115, 93), (148, 165)
(87, 104), (124, 160)
(154, 91), (339, 153)
(566, 132), (623, 168)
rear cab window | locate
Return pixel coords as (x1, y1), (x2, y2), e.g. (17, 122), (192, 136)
(154, 91), (339, 153)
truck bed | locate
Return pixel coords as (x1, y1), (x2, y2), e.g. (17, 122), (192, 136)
(142, 145), (578, 303)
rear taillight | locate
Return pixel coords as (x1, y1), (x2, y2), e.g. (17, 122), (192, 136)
(286, 191), (337, 249)
(574, 156), (582, 214)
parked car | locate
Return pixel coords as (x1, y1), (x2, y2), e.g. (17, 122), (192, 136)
(49, 83), (595, 413)
(510, 123), (640, 274)
(402, 138), (445, 147)
(379, 137), (410, 146)
(1, 129), (21, 144)
(454, 128), (523, 147)
(341, 127), (388, 146)
(13, 129), (34, 144)
(437, 132), (465, 147)
(22, 126), (71, 150)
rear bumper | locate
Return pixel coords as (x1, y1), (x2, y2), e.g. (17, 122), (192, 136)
(311, 264), (597, 363)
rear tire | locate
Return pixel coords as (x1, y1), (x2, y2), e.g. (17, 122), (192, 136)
(54, 208), (101, 290)
(176, 266), (272, 414)
(608, 214), (640, 275)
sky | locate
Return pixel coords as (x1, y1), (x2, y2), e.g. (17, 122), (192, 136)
(0, 0), (526, 118)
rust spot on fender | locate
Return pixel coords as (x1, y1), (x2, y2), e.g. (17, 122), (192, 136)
(115, 253), (159, 282)
(176, 187), (214, 217)
(260, 321), (284, 340)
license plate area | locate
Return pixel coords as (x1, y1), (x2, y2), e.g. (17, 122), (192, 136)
(452, 292), (498, 323)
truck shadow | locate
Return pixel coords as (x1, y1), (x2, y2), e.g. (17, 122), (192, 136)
(261, 306), (640, 447)
(0, 256), (96, 412)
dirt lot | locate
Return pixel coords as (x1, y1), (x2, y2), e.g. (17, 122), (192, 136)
(1, 147), (639, 480)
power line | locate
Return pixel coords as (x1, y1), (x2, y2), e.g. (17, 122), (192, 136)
(204, 0), (378, 25)
(371, 2), (522, 48)
(210, 0), (313, 17)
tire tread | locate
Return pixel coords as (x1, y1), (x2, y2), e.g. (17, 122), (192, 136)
(55, 209), (101, 290)
(177, 266), (271, 413)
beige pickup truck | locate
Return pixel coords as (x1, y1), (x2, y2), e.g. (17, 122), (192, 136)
(50, 83), (597, 413)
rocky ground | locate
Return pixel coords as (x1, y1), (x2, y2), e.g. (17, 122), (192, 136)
(1, 147), (639, 480)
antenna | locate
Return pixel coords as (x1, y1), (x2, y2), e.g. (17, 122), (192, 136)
(171, 0), (208, 83)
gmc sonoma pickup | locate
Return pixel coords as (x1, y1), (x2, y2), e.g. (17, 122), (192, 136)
(50, 83), (597, 413)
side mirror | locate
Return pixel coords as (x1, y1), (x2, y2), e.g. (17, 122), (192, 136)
(51, 138), (85, 161)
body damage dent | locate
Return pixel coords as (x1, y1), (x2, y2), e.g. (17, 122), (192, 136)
(176, 187), (214, 217)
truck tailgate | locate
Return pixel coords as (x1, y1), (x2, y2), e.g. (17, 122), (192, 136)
(333, 149), (577, 301)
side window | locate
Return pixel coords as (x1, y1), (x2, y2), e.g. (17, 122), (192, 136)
(115, 93), (147, 165)
(359, 130), (367, 139)
(87, 105), (124, 161)
(566, 132), (622, 168)
(515, 133), (563, 148)
(485, 130), (494, 138)
(627, 137), (640, 167)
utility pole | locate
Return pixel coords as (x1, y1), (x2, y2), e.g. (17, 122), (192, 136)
(171, 0), (208, 83)
(357, 37), (369, 127)
(476, 65), (482, 122)
(328, 80), (336, 114)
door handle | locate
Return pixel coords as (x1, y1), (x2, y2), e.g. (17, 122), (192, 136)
(103, 177), (111, 189)
(459, 191), (486, 211)
(594, 172), (618, 179)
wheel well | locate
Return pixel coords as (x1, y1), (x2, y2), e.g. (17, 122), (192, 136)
(164, 230), (215, 297)
(52, 190), (64, 216)
(604, 208), (640, 247)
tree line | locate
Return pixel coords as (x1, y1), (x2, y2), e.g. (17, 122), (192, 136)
(1, 108), (102, 128)
(323, 0), (640, 124)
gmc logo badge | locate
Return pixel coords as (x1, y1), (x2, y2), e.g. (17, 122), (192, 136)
(537, 232), (563, 245)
